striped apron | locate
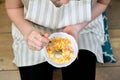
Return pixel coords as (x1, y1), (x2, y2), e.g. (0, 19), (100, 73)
(11, 0), (104, 67)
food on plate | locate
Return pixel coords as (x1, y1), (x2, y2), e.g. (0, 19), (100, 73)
(46, 36), (74, 64)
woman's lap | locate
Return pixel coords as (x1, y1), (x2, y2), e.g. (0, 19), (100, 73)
(18, 50), (96, 80)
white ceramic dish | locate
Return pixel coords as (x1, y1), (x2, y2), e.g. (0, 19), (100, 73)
(44, 32), (78, 68)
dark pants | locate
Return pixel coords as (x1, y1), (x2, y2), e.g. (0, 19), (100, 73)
(18, 50), (97, 80)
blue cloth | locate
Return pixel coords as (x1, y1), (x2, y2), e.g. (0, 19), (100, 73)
(102, 12), (116, 63)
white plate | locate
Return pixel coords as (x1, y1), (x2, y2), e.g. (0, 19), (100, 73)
(44, 32), (78, 68)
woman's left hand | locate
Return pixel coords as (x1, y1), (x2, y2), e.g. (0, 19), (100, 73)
(62, 24), (82, 43)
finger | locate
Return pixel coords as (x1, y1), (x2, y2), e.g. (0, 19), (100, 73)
(28, 35), (42, 47)
(33, 34), (49, 46)
(28, 46), (36, 50)
(29, 45), (42, 51)
(43, 33), (49, 38)
(32, 35), (49, 48)
(27, 38), (42, 47)
(27, 39), (43, 50)
(29, 34), (49, 48)
(41, 37), (50, 44)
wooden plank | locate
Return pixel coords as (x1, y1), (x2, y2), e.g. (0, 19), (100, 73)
(53, 69), (62, 80)
(0, 33), (17, 70)
(106, 0), (120, 29)
(109, 29), (120, 38)
(0, 71), (20, 80)
(0, 69), (62, 80)
(96, 67), (120, 80)
(0, 2), (11, 33)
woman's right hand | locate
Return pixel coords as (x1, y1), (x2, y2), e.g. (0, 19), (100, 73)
(24, 30), (50, 51)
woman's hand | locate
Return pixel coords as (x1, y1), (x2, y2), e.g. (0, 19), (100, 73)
(62, 24), (83, 43)
(5, 0), (50, 51)
(24, 30), (50, 51)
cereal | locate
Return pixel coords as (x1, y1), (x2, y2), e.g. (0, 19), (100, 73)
(46, 36), (74, 64)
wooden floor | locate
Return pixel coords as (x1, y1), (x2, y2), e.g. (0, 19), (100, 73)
(0, 0), (120, 80)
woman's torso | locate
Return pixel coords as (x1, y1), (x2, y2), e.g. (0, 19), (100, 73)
(12, 0), (104, 67)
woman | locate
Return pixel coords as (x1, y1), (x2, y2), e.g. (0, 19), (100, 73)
(5, 0), (111, 80)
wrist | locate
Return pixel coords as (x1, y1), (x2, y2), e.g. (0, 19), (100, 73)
(76, 22), (89, 33)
